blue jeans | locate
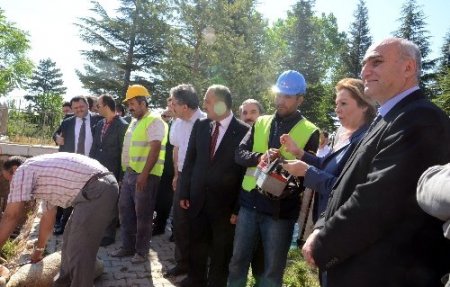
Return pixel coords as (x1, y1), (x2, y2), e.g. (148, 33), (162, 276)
(228, 207), (296, 287)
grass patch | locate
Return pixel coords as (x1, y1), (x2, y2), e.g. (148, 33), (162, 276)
(245, 248), (320, 287)
(283, 249), (320, 287)
(0, 239), (19, 260)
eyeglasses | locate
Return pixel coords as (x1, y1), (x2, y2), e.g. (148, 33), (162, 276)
(161, 115), (171, 119)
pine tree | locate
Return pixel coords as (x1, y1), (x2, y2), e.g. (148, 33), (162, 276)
(25, 58), (66, 97)
(24, 58), (66, 114)
(76, 0), (172, 105)
(344, 0), (372, 78)
(394, 0), (434, 96)
(433, 30), (450, 114)
(24, 58), (66, 130)
(282, 0), (345, 128)
(161, 0), (270, 110)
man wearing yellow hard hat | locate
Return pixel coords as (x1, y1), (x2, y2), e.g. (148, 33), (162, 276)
(110, 84), (168, 264)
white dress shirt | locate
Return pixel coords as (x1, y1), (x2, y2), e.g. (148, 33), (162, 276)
(170, 109), (206, 172)
(74, 114), (94, 156)
(211, 112), (233, 156)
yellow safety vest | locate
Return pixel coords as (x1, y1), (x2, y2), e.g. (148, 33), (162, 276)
(124, 113), (168, 176)
(241, 114), (318, 191)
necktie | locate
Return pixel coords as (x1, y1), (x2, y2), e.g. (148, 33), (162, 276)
(210, 121), (221, 159)
(77, 117), (86, 154)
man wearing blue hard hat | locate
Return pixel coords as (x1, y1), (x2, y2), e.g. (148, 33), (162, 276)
(228, 70), (319, 286)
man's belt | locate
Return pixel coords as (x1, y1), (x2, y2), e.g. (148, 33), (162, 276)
(81, 172), (113, 199)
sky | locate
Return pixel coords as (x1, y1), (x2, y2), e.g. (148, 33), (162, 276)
(1, 0), (449, 102)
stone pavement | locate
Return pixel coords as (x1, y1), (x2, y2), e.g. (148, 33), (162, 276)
(45, 226), (184, 287)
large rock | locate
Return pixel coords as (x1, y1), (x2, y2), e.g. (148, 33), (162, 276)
(0, 264), (10, 287)
(6, 251), (103, 287)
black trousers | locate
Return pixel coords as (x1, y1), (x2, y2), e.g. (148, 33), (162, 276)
(187, 208), (235, 287)
(173, 173), (190, 270)
(153, 171), (174, 230)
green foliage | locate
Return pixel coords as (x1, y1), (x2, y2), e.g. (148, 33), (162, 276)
(433, 68), (450, 114)
(0, 8), (34, 96)
(7, 104), (61, 143)
(279, 0), (345, 127)
(76, 0), (172, 105)
(393, 0), (435, 97)
(25, 58), (66, 96)
(0, 239), (18, 260)
(161, 0), (271, 112)
(24, 58), (66, 121)
(343, 0), (372, 78)
(283, 249), (320, 287)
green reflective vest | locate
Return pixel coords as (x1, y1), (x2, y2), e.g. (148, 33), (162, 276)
(241, 114), (318, 191)
(123, 113), (168, 176)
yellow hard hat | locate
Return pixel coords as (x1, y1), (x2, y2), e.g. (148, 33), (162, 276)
(123, 85), (150, 102)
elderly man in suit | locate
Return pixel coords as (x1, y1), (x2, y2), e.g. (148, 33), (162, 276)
(52, 96), (102, 235)
(179, 85), (250, 287)
(90, 94), (129, 246)
(302, 37), (450, 287)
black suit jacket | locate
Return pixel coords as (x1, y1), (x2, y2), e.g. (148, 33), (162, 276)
(53, 114), (102, 152)
(312, 90), (450, 287)
(89, 116), (129, 180)
(180, 116), (250, 218)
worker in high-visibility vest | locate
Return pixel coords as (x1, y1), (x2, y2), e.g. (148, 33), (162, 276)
(110, 84), (168, 264)
(228, 70), (319, 287)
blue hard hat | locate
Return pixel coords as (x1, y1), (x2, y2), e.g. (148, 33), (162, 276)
(272, 70), (307, 96)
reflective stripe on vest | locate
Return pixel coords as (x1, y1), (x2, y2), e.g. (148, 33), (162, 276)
(124, 113), (168, 176)
(241, 114), (318, 191)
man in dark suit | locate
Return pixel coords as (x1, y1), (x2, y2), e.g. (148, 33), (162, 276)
(303, 38), (450, 287)
(53, 96), (102, 153)
(90, 94), (129, 246)
(52, 96), (103, 234)
(179, 85), (250, 287)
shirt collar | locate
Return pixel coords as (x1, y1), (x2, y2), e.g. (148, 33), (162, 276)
(378, 86), (420, 117)
(188, 108), (204, 123)
(215, 112), (233, 130)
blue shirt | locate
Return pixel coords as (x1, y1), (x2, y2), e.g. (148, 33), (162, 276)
(302, 125), (369, 222)
(378, 86), (420, 117)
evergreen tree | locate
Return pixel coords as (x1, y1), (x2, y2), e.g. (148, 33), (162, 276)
(76, 0), (172, 105)
(24, 58), (66, 131)
(283, 0), (345, 129)
(162, 0), (270, 110)
(25, 58), (66, 97)
(344, 0), (372, 78)
(433, 30), (450, 114)
(0, 8), (33, 96)
(438, 29), (450, 72)
(394, 0), (435, 96)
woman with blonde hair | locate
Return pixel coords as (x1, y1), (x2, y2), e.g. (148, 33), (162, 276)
(280, 78), (376, 223)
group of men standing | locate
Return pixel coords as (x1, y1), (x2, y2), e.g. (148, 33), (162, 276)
(0, 36), (449, 287)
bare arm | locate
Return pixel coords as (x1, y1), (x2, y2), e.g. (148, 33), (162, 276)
(0, 202), (26, 248)
(31, 206), (57, 263)
(136, 140), (161, 192)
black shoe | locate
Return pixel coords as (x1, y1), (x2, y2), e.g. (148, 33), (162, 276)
(152, 226), (165, 236)
(163, 266), (188, 278)
(53, 226), (64, 235)
(100, 237), (115, 247)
